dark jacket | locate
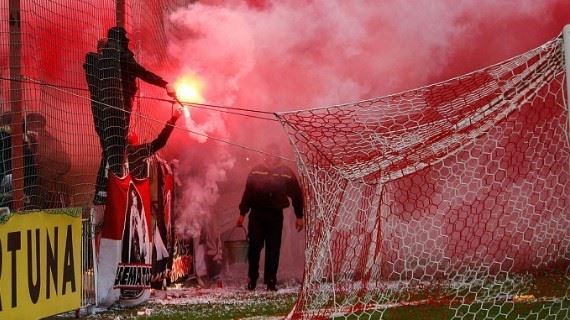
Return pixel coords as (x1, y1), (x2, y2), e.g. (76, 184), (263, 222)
(127, 116), (177, 179)
(99, 43), (167, 118)
(239, 164), (304, 218)
(83, 52), (104, 137)
(84, 52), (101, 102)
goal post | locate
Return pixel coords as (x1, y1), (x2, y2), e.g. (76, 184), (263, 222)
(564, 24), (570, 111)
(280, 31), (570, 319)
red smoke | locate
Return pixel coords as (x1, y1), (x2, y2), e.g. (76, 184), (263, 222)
(163, 0), (570, 150)
(1, 0), (569, 280)
(160, 0), (570, 280)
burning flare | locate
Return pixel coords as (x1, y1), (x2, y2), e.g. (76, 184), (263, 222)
(174, 75), (205, 118)
(174, 75), (204, 102)
(172, 74), (209, 143)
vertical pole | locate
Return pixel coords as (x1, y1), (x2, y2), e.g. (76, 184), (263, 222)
(116, 0), (125, 27)
(91, 207), (98, 305)
(563, 25), (570, 157)
(9, 0), (24, 211)
(564, 25), (570, 105)
(562, 24), (570, 99)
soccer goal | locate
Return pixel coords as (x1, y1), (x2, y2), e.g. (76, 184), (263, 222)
(278, 27), (570, 319)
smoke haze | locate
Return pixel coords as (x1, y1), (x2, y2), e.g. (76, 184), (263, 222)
(1, 0), (568, 281)
(160, 0), (570, 281)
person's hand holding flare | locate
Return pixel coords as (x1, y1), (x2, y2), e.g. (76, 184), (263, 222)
(166, 83), (177, 98)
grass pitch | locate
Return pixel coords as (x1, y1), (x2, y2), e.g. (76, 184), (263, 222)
(49, 270), (568, 319)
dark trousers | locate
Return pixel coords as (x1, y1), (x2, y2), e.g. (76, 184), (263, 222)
(247, 208), (284, 286)
(93, 99), (130, 200)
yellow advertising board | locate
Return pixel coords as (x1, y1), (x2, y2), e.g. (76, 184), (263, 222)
(0, 209), (82, 320)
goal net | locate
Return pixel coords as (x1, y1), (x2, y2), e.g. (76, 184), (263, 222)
(278, 35), (570, 318)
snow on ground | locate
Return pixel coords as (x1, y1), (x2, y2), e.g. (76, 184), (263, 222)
(72, 278), (300, 319)
(148, 280), (299, 306)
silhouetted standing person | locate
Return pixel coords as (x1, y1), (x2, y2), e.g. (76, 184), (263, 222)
(237, 145), (304, 291)
(85, 26), (175, 204)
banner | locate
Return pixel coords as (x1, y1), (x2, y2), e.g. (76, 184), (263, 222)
(170, 237), (194, 283)
(97, 173), (152, 307)
(151, 159), (174, 289)
(0, 209), (82, 320)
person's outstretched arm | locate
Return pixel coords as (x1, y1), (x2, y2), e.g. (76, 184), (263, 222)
(123, 51), (168, 88)
(149, 107), (183, 153)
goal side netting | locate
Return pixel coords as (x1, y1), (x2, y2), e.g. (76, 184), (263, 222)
(279, 35), (570, 319)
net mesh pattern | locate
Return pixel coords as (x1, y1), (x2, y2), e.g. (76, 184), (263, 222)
(0, 0), (181, 209)
(0, 2), (569, 318)
(279, 36), (570, 319)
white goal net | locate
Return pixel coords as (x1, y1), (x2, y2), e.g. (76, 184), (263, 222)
(279, 34), (570, 319)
